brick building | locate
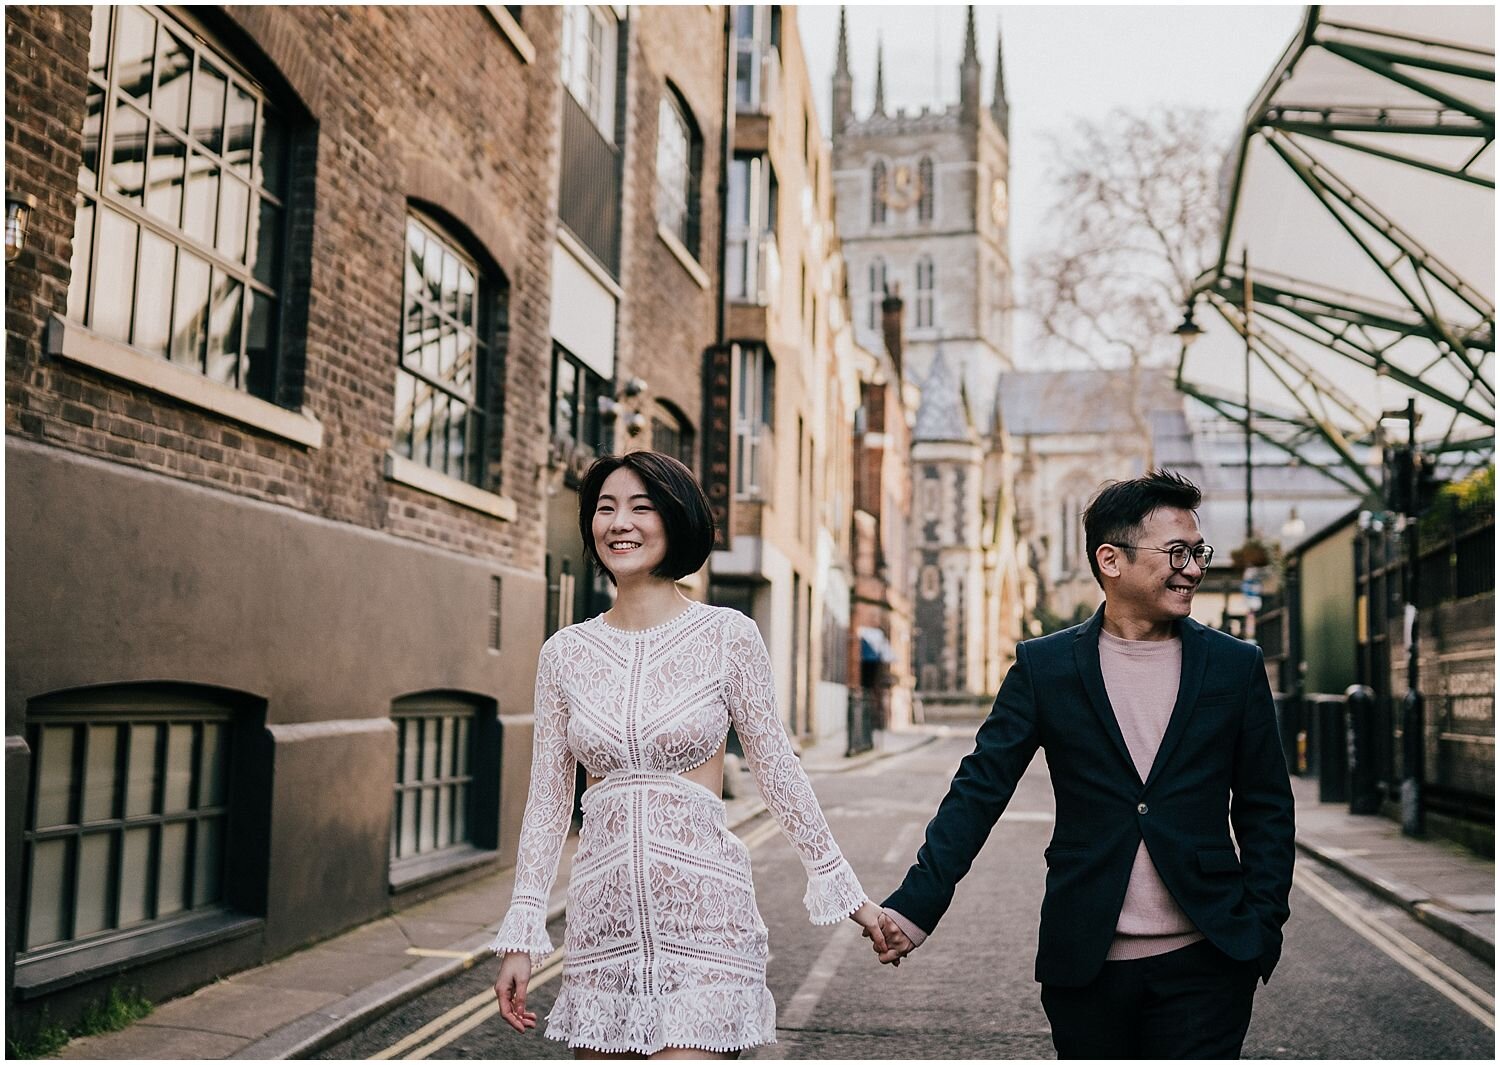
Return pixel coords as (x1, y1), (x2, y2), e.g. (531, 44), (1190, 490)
(4, 3), (727, 1036)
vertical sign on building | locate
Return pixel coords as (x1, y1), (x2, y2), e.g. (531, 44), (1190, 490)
(701, 343), (737, 549)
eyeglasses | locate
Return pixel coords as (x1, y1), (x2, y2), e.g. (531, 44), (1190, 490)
(1107, 542), (1215, 571)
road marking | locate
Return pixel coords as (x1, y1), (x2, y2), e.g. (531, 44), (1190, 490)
(761, 922), (865, 1058)
(1295, 864), (1494, 1030)
(740, 817), (783, 852)
(883, 821), (921, 864)
(402, 947), (471, 959)
(371, 949), (564, 1059)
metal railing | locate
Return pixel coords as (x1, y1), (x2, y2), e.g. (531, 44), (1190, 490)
(558, 92), (621, 276)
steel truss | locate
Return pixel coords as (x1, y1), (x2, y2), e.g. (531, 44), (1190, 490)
(1185, 6), (1495, 495)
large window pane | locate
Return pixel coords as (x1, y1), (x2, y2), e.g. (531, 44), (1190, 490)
(206, 271), (244, 387)
(126, 723), (160, 817)
(107, 98), (148, 205)
(94, 208), (139, 342)
(217, 174), (249, 262)
(118, 827), (152, 925)
(67, 199), (95, 323)
(26, 839), (70, 948)
(191, 61), (226, 153)
(394, 371), (415, 458)
(158, 821), (188, 916)
(245, 290), (277, 397)
(88, 5), (111, 80)
(163, 723), (194, 813)
(193, 818), (223, 906)
(146, 129), (186, 227)
(34, 725), (77, 829)
(224, 84), (255, 177)
(82, 724), (120, 823)
(114, 5), (155, 105)
(133, 230), (175, 357)
(75, 833), (114, 936)
(171, 250), (209, 370)
(155, 28), (192, 130)
(182, 154), (218, 246)
(257, 107), (286, 191)
(249, 197), (282, 286)
(200, 723), (228, 807)
(81, 87), (104, 191)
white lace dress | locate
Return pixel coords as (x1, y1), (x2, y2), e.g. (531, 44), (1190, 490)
(491, 601), (866, 1055)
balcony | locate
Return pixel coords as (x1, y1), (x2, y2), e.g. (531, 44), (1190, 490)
(726, 228), (779, 305)
(734, 40), (781, 115)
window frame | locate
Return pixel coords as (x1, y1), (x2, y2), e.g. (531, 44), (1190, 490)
(918, 156), (935, 223)
(560, 4), (620, 143)
(867, 257), (886, 331)
(870, 159), (888, 226)
(915, 255), (935, 330)
(655, 87), (701, 258)
(69, 3), (293, 404)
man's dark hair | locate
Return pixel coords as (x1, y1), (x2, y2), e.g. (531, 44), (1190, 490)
(1082, 469), (1203, 588)
(578, 451), (716, 585)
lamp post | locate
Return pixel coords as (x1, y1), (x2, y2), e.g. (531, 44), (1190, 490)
(1383, 399), (1424, 836)
(1241, 250), (1255, 547)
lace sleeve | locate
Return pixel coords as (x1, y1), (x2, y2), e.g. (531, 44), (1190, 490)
(492, 639), (575, 962)
(723, 613), (866, 925)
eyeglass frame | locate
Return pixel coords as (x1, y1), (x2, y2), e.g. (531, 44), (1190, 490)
(1104, 542), (1215, 571)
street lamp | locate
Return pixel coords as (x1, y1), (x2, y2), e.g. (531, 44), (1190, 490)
(1173, 302), (1204, 349)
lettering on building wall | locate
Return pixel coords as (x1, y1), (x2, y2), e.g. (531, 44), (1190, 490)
(702, 344), (736, 550)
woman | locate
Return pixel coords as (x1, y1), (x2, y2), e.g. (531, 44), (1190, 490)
(492, 451), (887, 1058)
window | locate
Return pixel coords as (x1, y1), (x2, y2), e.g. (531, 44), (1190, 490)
(734, 343), (774, 498)
(651, 401), (695, 471)
(870, 160), (887, 226)
(656, 89), (701, 256)
(391, 697), (480, 867)
(561, 4), (618, 141)
(19, 691), (237, 959)
(916, 256), (935, 330)
(867, 257), (886, 331)
(395, 213), (498, 486)
(70, 5), (290, 401)
(733, 5), (780, 112)
(726, 154), (778, 303)
(551, 344), (610, 463)
(918, 156), (935, 223)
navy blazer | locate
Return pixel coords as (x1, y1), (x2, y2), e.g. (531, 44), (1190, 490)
(884, 606), (1295, 988)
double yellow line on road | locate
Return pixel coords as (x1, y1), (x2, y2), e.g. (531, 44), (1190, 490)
(1295, 864), (1494, 1030)
(371, 949), (565, 1060)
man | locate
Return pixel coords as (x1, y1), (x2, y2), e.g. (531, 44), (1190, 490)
(871, 470), (1294, 1059)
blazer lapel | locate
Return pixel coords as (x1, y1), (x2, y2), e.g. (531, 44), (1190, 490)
(1073, 606), (1140, 783)
(1142, 616), (1209, 790)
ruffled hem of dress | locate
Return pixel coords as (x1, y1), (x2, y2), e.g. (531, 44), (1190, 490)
(544, 984), (777, 1055)
(489, 908), (553, 965)
(803, 858), (867, 925)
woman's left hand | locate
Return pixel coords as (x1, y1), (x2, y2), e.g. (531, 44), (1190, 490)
(850, 900), (890, 953)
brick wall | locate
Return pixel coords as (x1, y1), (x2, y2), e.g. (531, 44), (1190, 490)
(5, 5), (565, 571)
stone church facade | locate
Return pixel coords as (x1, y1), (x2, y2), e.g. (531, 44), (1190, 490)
(831, 8), (1028, 714)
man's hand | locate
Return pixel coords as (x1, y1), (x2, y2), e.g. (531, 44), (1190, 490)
(494, 952), (537, 1033)
(863, 909), (914, 966)
(849, 900), (890, 954)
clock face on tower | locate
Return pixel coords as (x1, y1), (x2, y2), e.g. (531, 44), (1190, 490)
(990, 178), (1009, 228)
(881, 164), (923, 211)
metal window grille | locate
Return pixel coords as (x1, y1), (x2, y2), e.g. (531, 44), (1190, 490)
(391, 701), (478, 865)
(70, 4), (290, 400)
(20, 704), (233, 956)
(394, 214), (491, 485)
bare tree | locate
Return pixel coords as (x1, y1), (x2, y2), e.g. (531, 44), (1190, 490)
(1026, 107), (1227, 465)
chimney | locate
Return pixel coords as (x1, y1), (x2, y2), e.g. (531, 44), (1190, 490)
(881, 282), (904, 382)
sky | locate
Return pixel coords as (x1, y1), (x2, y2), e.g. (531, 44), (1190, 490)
(798, 3), (1309, 358)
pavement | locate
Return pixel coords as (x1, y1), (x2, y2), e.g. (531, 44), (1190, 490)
(50, 730), (1493, 1059)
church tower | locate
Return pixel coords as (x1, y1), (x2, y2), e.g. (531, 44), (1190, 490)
(829, 6), (1015, 427)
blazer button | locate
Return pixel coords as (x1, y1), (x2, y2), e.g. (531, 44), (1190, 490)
(1137, 802), (1149, 815)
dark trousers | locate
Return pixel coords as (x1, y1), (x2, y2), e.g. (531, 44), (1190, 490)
(1041, 939), (1259, 1060)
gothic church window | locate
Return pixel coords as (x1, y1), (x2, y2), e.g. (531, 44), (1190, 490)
(918, 156), (934, 222)
(867, 257), (886, 331)
(916, 256), (935, 330)
(870, 160), (887, 226)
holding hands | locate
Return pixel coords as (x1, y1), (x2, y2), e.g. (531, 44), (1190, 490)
(863, 909), (915, 966)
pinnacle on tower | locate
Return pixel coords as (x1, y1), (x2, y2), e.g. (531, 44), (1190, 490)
(874, 36), (886, 116)
(991, 23), (1010, 136)
(832, 6), (853, 133)
(962, 5), (978, 66)
(959, 5), (981, 122)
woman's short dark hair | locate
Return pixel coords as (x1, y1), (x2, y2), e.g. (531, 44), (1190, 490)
(577, 451), (716, 584)
(1082, 469), (1202, 588)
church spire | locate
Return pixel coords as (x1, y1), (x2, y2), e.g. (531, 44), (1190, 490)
(874, 35), (886, 116)
(959, 5), (981, 124)
(832, 6), (853, 134)
(991, 22), (1010, 137)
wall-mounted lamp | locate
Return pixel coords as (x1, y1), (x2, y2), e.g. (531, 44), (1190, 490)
(625, 411), (647, 437)
(6, 192), (38, 263)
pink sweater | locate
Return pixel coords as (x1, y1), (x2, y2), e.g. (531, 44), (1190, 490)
(1098, 628), (1203, 960)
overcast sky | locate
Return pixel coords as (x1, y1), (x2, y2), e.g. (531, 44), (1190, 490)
(798, 3), (1309, 358)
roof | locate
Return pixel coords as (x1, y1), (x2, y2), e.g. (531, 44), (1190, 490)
(997, 367), (1185, 437)
(912, 346), (978, 443)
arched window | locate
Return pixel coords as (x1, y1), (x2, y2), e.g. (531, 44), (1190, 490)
(650, 400), (696, 471)
(395, 211), (506, 487)
(656, 85), (702, 257)
(870, 160), (887, 226)
(867, 257), (886, 331)
(915, 256), (935, 330)
(917, 156), (935, 223)
(68, 4), (293, 401)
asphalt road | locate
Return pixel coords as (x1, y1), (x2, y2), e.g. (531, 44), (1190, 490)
(321, 732), (1495, 1059)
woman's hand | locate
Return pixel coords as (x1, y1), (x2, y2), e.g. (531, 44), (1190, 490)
(850, 900), (890, 955)
(494, 952), (537, 1033)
